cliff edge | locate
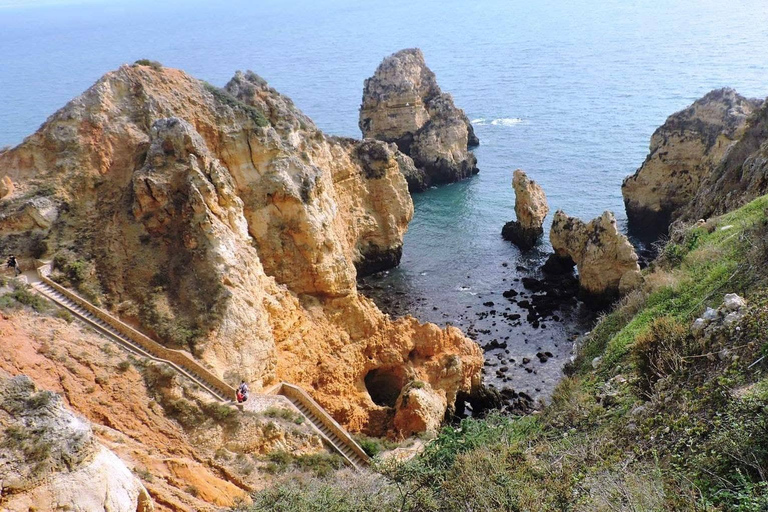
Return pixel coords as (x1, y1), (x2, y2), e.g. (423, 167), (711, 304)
(0, 62), (482, 436)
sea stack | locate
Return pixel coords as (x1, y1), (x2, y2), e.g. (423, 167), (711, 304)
(622, 88), (759, 243)
(359, 48), (479, 191)
(501, 169), (549, 250)
(549, 210), (642, 304)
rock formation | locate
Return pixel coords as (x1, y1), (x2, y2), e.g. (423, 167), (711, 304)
(0, 375), (153, 512)
(501, 169), (549, 249)
(622, 88), (762, 242)
(0, 63), (482, 436)
(0, 175), (14, 199)
(393, 381), (446, 437)
(550, 210), (642, 303)
(359, 48), (479, 191)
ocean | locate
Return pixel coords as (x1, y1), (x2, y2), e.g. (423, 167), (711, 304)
(2, 0), (768, 401)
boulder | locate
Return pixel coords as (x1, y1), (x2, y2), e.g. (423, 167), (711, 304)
(359, 48), (479, 189)
(622, 89), (760, 242)
(393, 381), (447, 437)
(550, 210), (642, 303)
(501, 169), (549, 249)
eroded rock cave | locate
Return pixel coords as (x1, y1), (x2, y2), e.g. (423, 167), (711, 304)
(364, 366), (407, 407)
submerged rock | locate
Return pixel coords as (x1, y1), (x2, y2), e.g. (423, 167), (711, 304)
(550, 210), (642, 304)
(502, 169), (549, 250)
(622, 88), (761, 242)
(359, 48), (479, 189)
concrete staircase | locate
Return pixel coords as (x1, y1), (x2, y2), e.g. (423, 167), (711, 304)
(31, 264), (370, 469)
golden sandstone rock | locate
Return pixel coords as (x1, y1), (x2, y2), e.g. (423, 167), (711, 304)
(0, 64), (482, 435)
(502, 169), (549, 250)
(360, 48), (479, 191)
(622, 88), (760, 241)
(0, 175), (14, 199)
(550, 210), (642, 302)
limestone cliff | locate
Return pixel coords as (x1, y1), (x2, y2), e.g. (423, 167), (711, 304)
(0, 374), (153, 512)
(501, 169), (549, 250)
(550, 210), (642, 303)
(622, 88), (762, 241)
(0, 63), (482, 436)
(359, 48), (479, 191)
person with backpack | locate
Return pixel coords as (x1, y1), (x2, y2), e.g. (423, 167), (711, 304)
(236, 381), (249, 403)
(6, 255), (20, 276)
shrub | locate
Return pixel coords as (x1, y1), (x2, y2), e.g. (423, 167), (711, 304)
(54, 309), (74, 323)
(632, 316), (690, 395)
(134, 59), (163, 70)
(203, 82), (269, 127)
(116, 360), (131, 373)
(0, 286), (49, 313)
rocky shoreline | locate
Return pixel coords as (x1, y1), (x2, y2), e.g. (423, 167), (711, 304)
(359, 254), (592, 415)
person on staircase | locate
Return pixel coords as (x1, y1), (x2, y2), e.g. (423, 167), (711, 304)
(6, 255), (21, 276)
(236, 381), (249, 403)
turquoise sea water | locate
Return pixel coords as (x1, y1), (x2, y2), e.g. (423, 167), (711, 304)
(3, 0), (768, 399)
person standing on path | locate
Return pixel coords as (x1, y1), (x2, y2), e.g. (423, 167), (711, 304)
(236, 381), (249, 403)
(6, 255), (20, 276)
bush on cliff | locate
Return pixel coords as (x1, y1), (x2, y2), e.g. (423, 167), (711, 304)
(241, 194), (768, 511)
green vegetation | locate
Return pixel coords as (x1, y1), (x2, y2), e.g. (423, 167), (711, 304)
(51, 249), (104, 305)
(263, 406), (304, 425)
(239, 195), (768, 511)
(133, 59), (163, 70)
(264, 450), (345, 478)
(0, 284), (49, 313)
(203, 82), (270, 127)
(353, 434), (402, 458)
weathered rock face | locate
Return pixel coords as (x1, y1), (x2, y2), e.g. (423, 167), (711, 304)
(0, 375), (153, 512)
(622, 89), (762, 242)
(550, 210), (642, 303)
(359, 48), (479, 190)
(393, 381), (446, 437)
(0, 64), (482, 436)
(501, 169), (549, 250)
(0, 175), (14, 199)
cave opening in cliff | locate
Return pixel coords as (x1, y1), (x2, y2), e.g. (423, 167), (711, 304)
(364, 366), (406, 407)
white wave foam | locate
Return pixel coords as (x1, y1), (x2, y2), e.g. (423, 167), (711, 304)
(471, 117), (525, 127)
(490, 117), (525, 126)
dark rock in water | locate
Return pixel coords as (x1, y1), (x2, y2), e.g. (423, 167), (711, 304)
(542, 253), (576, 275)
(355, 244), (403, 277)
(521, 277), (545, 292)
(522, 357), (531, 365)
(454, 385), (536, 419)
(516, 265), (528, 272)
(502, 220), (542, 250)
(536, 352), (549, 363)
(503, 289), (518, 298)
(483, 301), (495, 307)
